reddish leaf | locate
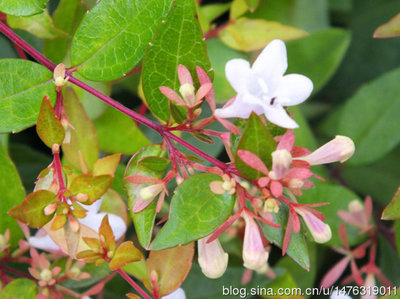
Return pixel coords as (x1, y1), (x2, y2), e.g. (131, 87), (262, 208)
(146, 243), (194, 296)
(99, 215), (116, 252)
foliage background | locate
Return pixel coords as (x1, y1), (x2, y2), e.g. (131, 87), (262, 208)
(1, 0), (400, 298)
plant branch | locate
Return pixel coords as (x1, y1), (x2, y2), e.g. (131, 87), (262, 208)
(53, 147), (66, 202)
(117, 268), (152, 299)
(0, 21), (242, 177)
(0, 21), (55, 70)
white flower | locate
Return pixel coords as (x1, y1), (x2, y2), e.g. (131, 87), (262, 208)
(330, 290), (352, 299)
(162, 288), (186, 299)
(198, 236), (228, 279)
(29, 198), (126, 252)
(214, 39), (313, 129)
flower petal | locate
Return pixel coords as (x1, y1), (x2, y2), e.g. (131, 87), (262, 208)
(80, 197), (103, 213)
(225, 58), (252, 93)
(215, 93), (264, 119)
(275, 74), (313, 106)
(161, 288), (186, 299)
(321, 257), (350, 288)
(252, 39), (287, 81)
(79, 212), (127, 241)
(198, 237), (228, 279)
(263, 104), (299, 129)
(29, 234), (61, 252)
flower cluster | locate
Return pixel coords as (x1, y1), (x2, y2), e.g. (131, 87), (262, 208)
(194, 39), (356, 280)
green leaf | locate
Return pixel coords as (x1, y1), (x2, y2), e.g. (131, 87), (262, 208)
(0, 0), (47, 16)
(124, 145), (167, 249)
(219, 17), (308, 52)
(9, 143), (51, 193)
(36, 95), (65, 148)
(109, 241), (142, 271)
(382, 187), (400, 220)
(230, 0), (249, 20)
(0, 59), (56, 133)
(0, 144), (25, 247)
(0, 279), (37, 299)
(338, 67), (400, 166)
(286, 28), (351, 93)
(7, 10), (66, 39)
(262, 270), (300, 298)
(94, 107), (150, 155)
(259, 204), (310, 271)
(150, 173), (235, 250)
(246, 0), (329, 32)
(147, 243), (194, 297)
(378, 235), (400, 285)
(235, 113), (276, 180)
(245, 0), (260, 12)
(69, 174), (113, 205)
(322, 0), (400, 102)
(70, 0), (173, 81)
(139, 156), (170, 172)
(275, 244), (317, 290)
(72, 73), (110, 120)
(142, 0), (211, 121)
(299, 182), (363, 247)
(207, 39), (249, 102)
(374, 13), (400, 38)
(341, 146), (400, 206)
(123, 260), (148, 281)
(43, 0), (87, 64)
(197, 3), (230, 33)
(62, 87), (98, 171)
(182, 264), (273, 299)
(9, 190), (56, 228)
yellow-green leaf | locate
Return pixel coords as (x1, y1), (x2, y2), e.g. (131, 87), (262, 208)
(382, 187), (400, 220)
(109, 241), (142, 271)
(62, 87), (98, 171)
(374, 13), (400, 38)
(219, 17), (308, 51)
(9, 190), (56, 228)
(93, 154), (121, 177)
(36, 95), (65, 148)
(69, 174), (113, 204)
(7, 10), (66, 39)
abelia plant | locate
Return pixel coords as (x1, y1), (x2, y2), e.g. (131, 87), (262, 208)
(0, 1), (399, 299)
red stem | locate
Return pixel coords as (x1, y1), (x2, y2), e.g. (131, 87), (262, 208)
(0, 265), (33, 280)
(0, 21), (242, 177)
(53, 150), (66, 202)
(116, 268), (152, 299)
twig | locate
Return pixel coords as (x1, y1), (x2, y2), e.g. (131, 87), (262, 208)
(117, 268), (152, 299)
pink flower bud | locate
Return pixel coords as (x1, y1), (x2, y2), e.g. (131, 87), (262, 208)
(198, 237), (228, 279)
(269, 149), (292, 180)
(179, 83), (195, 105)
(294, 207), (331, 243)
(299, 135), (355, 165)
(362, 274), (377, 299)
(139, 184), (164, 201)
(242, 213), (269, 271)
(44, 203), (57, 215)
